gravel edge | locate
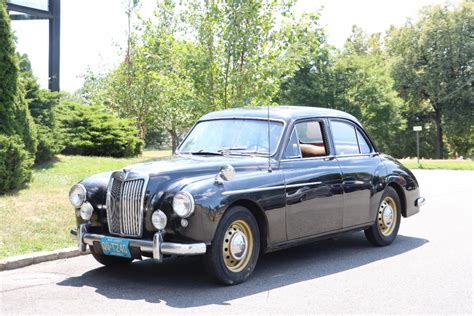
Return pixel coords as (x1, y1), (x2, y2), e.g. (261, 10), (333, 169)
(0, 247), (90, 271)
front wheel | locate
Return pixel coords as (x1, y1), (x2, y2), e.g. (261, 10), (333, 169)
(365, 186), (401, 246)
(205, 206), (260, 285)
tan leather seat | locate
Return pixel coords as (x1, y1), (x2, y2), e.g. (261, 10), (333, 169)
(300, 144), (326, 157)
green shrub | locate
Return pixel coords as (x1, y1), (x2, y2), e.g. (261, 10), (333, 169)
(57, 101), (143, 157)
(0, 2), (37, 193)
(0, 135), (33, 194)
(27, 89), (63, 163)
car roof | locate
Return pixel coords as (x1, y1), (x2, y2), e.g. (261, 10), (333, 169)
(200, 106), (362, 126)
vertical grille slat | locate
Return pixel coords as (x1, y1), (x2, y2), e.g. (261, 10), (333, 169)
(106, 175), (147, 237)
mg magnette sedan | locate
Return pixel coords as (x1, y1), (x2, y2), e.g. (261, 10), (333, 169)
(70, 106), (425, 285)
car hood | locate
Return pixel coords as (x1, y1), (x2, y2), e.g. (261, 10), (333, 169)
(125, 154), (271, 178)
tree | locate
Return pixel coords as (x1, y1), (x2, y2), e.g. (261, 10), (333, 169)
(19, 53), (63, 163)
(190, 1), (321, 109)
(386, 1), (474, 158)
(280, 26), (405, 156)
(0, 2), (36, 193)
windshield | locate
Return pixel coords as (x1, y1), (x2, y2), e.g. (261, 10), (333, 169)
(178, 119), (284, 156)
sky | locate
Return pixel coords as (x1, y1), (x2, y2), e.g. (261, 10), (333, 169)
(10, 0), (461, 93)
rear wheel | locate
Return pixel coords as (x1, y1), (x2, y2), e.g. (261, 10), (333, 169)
(365, 186), (401, 246)
(205, 206), (260, 285)
(90, 245), (133, 266)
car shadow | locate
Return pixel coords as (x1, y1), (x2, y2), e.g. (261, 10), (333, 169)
(57, 232), (428, 308)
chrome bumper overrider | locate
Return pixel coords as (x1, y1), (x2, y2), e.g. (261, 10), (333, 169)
(73, 224), (206, 262)
(415, 197), (426, 207)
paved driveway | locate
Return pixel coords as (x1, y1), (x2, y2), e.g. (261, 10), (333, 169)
(1, 170), (472, 314)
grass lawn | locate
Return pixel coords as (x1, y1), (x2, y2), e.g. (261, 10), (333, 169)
(399, 159), (474, 170)
(0, 150), (171, 259)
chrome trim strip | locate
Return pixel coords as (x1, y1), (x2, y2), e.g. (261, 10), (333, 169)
(222, 181), (322, 196)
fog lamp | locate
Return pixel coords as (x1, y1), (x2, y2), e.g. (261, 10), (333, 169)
(80, 202), (94, 221)
(152, 210), (167, 230)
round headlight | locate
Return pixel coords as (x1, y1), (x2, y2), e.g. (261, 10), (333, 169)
(151, 210), (167, 230)
(80, 202), (94, 221)
(69, 184), (86, 208)
(172, 191), (195, 218)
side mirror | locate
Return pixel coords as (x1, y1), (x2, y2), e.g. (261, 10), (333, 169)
(215, 164), (235, 184)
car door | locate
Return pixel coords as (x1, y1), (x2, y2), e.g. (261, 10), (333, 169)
(328, 119), (382, 227)
(281, 119), (344, 240)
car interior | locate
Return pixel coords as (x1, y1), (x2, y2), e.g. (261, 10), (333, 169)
(296, 121), (327, 158)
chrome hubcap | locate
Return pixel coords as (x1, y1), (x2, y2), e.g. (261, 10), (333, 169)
(378, 197), (398, 236)
(229, 231), (247, 260)
(382, 205), (394, 227)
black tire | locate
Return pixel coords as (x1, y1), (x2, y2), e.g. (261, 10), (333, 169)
(205, 206), (260, 285)
(90, 245), (134, 266)
(364, 186), (401, 247)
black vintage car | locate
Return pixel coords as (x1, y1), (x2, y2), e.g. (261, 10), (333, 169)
(70, 106), (425, 284)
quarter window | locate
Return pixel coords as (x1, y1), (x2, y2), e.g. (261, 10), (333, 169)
(356, 130), (372, 154)
(284, 128), (301, 158)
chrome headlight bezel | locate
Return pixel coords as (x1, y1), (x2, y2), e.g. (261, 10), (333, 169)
(69, 184), (87, 208)
(172, 191), (195, 218)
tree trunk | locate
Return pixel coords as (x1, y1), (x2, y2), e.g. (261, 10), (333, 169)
(434, 105), (443, 159)
(170, 130), (178, 153)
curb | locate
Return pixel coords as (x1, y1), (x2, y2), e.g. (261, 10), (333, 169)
(0, 247), (90, 271)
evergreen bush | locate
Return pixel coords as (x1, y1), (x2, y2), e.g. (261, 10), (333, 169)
(0, 2), (37, 193)
(57, 101), (143, 157)
(0, 135), (33, 193)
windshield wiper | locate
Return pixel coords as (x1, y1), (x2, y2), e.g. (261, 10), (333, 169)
(217, 147), (247, 154)
(187, 149), (223, 156)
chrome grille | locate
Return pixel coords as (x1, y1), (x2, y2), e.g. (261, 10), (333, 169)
(106, 175), (147, 237)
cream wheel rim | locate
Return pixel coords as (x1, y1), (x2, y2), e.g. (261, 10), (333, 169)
(378, 196), (397, 236)
(222, 220), (253, 272)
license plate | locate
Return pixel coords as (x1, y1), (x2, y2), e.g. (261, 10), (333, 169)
(100, 236), (131, 258)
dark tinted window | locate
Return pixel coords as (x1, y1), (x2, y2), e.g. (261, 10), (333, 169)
(330, 121), (359, 155)
(356, 129), (372, 154)
(284, 128), (301, 158)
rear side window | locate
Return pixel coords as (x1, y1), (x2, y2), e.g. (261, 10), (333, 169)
(330, 121), (360, 155)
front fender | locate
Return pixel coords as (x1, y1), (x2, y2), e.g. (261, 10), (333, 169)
(176, 169), (286, 245)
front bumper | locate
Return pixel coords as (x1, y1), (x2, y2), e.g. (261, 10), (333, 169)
(72, 224), (206, 262)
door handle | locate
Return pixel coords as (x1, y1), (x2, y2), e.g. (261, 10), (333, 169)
(324, 156), (335, 161)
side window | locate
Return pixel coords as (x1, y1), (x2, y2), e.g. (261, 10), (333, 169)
(295, 121), (327, 158)
(330, 121), (359, 155)
(356, 129), (372, 154)
(284, 128), (301, 158)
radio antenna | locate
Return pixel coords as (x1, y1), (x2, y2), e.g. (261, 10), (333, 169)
(267, 104), (272, 173)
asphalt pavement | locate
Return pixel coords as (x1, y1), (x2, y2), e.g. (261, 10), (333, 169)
(1, 170), (472, 314)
